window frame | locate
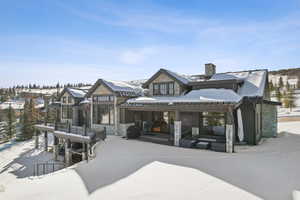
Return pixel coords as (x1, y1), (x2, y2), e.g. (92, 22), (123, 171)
(92, 95), (115, 125)
(152, 82), (175, 96)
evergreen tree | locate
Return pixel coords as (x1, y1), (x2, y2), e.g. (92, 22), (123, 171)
(278, 77), (284, 88)
(286, 81), (290, 91)
(275, 87), (282, 102)
(284, 89), (296, 112)
(269, 81), (274, 91)
(4, 104), (17, 139)
(19, 99), (37, 141)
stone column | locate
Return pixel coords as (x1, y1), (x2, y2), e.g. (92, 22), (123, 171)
(34, 130), (39, 149)
(174, 110), (182, 146)
(65, 139), (71, 166)
(82, 143), (86, 161)
(87, 143), (90, 162)
(44, 131), (48, 151)
(226, 109), (235, 153)
(114, 97), (119, 136)
(53, 136), (59, 161)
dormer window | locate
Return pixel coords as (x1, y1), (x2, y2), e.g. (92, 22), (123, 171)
(67, 97), (72, 104)
(153, 82), (175, 96)
(62, 97), (67, 104)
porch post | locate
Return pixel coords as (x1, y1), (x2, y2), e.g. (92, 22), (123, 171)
(44, 131), (48, 151)
(53, 136), (59, 161)
(114, 97), (119, 136)
(65, 139), (71, 166)
(53, 123), (59, 160)
(226, 108), (235, 153)
(82, 143), (86, 161)
(34, 130), (39, 149)
(87, 143), (90, 161)
(174, 110), (182, 146)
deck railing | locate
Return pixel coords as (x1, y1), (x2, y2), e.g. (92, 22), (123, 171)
(33, 162), (65, 176)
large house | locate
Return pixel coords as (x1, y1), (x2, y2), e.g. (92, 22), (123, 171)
(35, 63), (280, 165)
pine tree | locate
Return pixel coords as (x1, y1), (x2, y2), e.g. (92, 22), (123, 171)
(5, 104), (17, 140)
(269, 81), (274, 91)
(278, 77), (284, 88)
(19, 99), (37, 141)
(284, 89), (296, 112)
(275, 87), (282, 102)
(286, 81), (290, 91)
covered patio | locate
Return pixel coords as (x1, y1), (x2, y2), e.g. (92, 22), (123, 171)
(120, 89), (242, 153)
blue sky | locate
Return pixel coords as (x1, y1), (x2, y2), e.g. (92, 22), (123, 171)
(1, 0), (300, 87)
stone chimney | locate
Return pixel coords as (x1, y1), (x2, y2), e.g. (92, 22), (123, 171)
(205, 63), (216, 76)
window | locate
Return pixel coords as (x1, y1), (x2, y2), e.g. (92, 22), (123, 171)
(153, 83), (160, 95)
(152, 82), (175, 96)
(92, 104), (114, 125)
(62, 97), (67, 104)
(168, 82), (174, 95)
(92, 95), (114, 103)
(200, 112), (226, 136)
(160, 83), (168, 95)
(92, 95), (114, 125)
(67, 97), (72, 104)
(62, 105), (73, 119)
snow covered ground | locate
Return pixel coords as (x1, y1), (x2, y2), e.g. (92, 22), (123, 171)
(1, 122), (300, 200)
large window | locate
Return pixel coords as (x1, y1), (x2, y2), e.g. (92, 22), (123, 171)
(62, 105), (73, 119)
(200, 112), (226, 136)
(62, 97), (67, 104)
(92, 95), (114, 125)
(153, 82), (175, 96)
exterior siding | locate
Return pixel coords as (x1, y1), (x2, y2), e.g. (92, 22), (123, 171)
(240, 102), (256, 145)
(262, 103), (278, 137)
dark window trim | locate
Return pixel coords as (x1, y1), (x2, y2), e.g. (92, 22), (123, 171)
(92, 103), (114, 125)
(153, 82), (175, 96)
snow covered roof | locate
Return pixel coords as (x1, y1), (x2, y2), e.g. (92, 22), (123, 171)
(211, 70), (267, 97)
(127, 89), (242, 104)
(67, 88), (87, 98)
(87, 79), (143, 97)
(59, 87), (87, 99)
(164, 69), (192, 84)
(143, 68), (193, 88)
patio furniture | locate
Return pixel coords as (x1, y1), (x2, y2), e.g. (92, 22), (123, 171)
(211, 142), (226, 152)
(179, 138), (198, 148)
(195, 141), (210, 149)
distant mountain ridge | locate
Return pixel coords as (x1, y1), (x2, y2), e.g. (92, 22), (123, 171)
(269, 68), (300, 77)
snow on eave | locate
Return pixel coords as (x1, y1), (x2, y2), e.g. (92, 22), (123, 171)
(126, 89), (242, 104)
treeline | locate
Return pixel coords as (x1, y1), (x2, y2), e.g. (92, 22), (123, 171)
(0, 98), (56, 142)
(2, 82), (91, 90)
(269, 79), (296, 111)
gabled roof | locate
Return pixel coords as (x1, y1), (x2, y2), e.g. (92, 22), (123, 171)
(211, 70), (268, 97)
(58, 87), (87, 100)
(142, 68), (192, 88)
(86, 79), (143, 98)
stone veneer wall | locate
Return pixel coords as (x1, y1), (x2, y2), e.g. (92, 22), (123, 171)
(92, 124), (115, 135)
(119, 123), (135, 137)
(262, 103), (278, 138)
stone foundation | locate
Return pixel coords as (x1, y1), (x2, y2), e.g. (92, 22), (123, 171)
(119, 123), (135, 137)
(262, 104), (278, 137)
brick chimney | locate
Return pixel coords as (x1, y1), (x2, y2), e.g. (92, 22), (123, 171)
(205, 63), (216, 76)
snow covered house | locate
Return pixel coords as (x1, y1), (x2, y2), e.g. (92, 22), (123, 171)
(119, 64), (280, 152)
(85, 79), (143, 135)
(58, 87), (89, 126)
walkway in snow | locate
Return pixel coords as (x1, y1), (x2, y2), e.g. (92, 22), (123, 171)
(1, 122), (300, 200)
